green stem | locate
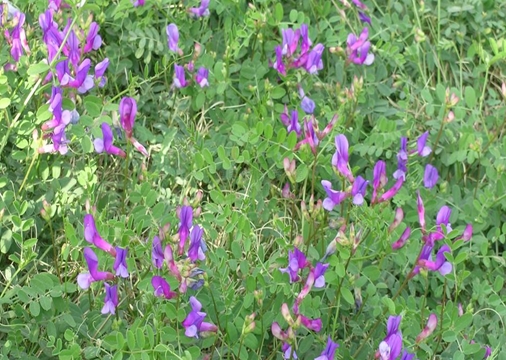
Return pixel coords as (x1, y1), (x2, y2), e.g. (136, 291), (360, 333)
(47, 217), (61, 283)
(433, 278), (447, 356)
(428, 107), (448, 164)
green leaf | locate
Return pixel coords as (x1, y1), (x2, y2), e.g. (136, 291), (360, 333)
(274, 3), (283, 22)
(295, 163), (308, 183)
(464, 86), (476, 108)
(0, 98), (11, 109)
(29, 301), (40, 317)
(27, 61), (50, 76)
(340, 287), (354, 305)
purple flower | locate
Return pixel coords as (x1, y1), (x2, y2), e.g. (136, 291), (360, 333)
(281, 28), (299, 57)
(378, 178), (404, 203)
(94, 58), (109, 87)
(332, 134), (353, 181)
(66, 30), (80, 68)
(347, 28), (374, 65)
(119, 97), (137, 139)
(313, 263), (329, 288)
(188, 225), (206, 262)
(424, 164), (438, 189)
(151, 275), (177, 299)
(392, 227), (411, 250)
(351, 176), (368, 205)
(132, 0), (145, 6)
(417, 131), (431, 156)
(279, 247), (309, 283)
(84, 214), (116, 256)
(299, 314), (322, 331)
(113, 247), (129, 278)
(300, 24), (312, 54)
(401, 351), (415, 360)
(166, 24), (180, 53)
(393, 137), (408, 180)
(378, 316), (403, 360)
(321, 180), (348, 211)
(178, 206), (193, 255)
(372, 160), (387, 202)
(417, 244), (452, 275)
(40, 11), (62, 62)
(436, 206), (452, 233)
(5, 12), (30, 62)
(305, 43), (324, 74)
(173, 64), (188, 88)
(417, 191), (426, 232)
(299, 87), (315, 114)
(359, 12), (371, 25)
(182, 296), (218, 338)
(272, 45), (286, 76)
(189, 0), (210, 17)
(286, 110), (301, 136)
(94, 123), (127, 158)
(315, 336), (339, 360)
(83, 22), (102, 53)
(195, 67), (209, 87)
(415, 313), (438, 343)
(352, 0), (367, 9)
(101, 283), (118, 315)
(77, 247), (115, 289)
(282, 342), (297, 359)
(456, 224), (472, 242)
(152, 236), (164, 268)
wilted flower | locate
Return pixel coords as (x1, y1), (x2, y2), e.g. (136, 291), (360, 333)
(101, 283), (118, 315)
(389, 208), (404, 233)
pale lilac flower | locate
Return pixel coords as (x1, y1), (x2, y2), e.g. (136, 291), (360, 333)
(424, 164), (438, 189)
(188, 225), (206, 262)
(173, 64), (188, 88)
(305, 43), (324, 74)
(313, 263), (329, 288)
(166, 24), (180, 53)
(321, 180), (348, 211)
(113, 247), (129, 278)
(152, 275), (177, 299)
(189, 0), (210, 17)
(417, 131), (431, 156)
(152, 236), (164, 269)
(351, 176), (368, 205)
(77, 247), (115, 289)
(84, 214), (116, 256)
(182, 296), (218, 338)
(101, 283), (118, 315)
(195, 67), (209, 87)
(94, 123), (127, 158)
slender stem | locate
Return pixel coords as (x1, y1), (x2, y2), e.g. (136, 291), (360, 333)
(428, 108), (448, 164)
(330, 253), (352, 334)
(47, 217), (61, 283)
(433, 278), (447, 356)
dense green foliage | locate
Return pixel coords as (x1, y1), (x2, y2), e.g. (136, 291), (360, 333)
(1, 0), (506, 359)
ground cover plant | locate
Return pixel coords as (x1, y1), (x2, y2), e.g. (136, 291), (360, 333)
(1, 0), (506, 359)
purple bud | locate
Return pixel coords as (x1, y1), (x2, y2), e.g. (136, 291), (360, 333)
(423, 164), (439, 189)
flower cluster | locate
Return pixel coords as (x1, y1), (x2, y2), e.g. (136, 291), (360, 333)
(271, 24), (325, 76)
(2, 5), (30, 67)
(273, 247), (336, 358)
(77, 214), (129, 315)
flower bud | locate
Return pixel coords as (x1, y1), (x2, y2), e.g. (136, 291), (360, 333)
(415, 313), (438, 343)
(445, 110), (455, 123)
(294, 235), (303, 248)
(388, 207), (404, 233)
(281, 303), (294, 326)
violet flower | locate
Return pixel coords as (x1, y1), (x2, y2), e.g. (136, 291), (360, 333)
(315, 336), (339, 360)
(189, 0), (210, 17)
(282, 342), (297, 359)
(417, 131), (431, 156)
(83, 22), (101, 53)
(5, 12), (30, 62)
(392, 227), (411, 250)
(411, 244), (433, 278)
(321, 180), (348, 211)
(84, 214), (116, 256)
(286, 110), (301, 136)
(300, 24), (312, 54)
(347, 28), (374, 65)
(188, 225), (206, 262)
(401, 351), (415, 360)
(182, 296), (218, 338)
(77, 247), (115, 289)
(101, 283), (118, 315)
(351, 176), (368, 205)
(66, 30), (80, 68)
(272, 45), (286, 76)
(456, 224), (472, 242)
(152, 236), (164, 269)
(417, 244), (452, 276)
(281, 28), (299, 57)
(113, 247), (129, 278)
(436, 206), (452, 233)
(378, 178), (404, 203)
(132, 0), (145, 6)
(94, 122), (127, 158)
(378, 316), (403, 360)
(393, 137), (408, 180)
(166, 24), (180, 53)
(299, 87), (315, 114)
(279, 247), (309, 283)
(94, 58), (109, 87)
(178, 206), (193, 255)
(173, 64), (188, 88)
(152, 276), (177, 299)
(359, 12), (371, 25)
(305, 43), (324, 74)
(424, 164), (438, 189)
(195, 67), (209, 87)
(372, 160), (387, 202)
(332, 134), (353, 181)
(119, 97), (137, 139)
(313, 262), (329, 288)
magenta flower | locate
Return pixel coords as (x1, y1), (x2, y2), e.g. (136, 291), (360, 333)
(456, 224), (472, 242)
(173, 64), (188, 88)
(151, 276), (177, 299)
(279, 247), (309, 283)
(321, 180), (348, 211)
(352, 0), (367, 9)
(182, 296), (218, 338)
(281, 28), (300, 57)
(152, 236), (164, 269)
(77, 247), (115, 289)
(195, 67), (209, 87)
(417, 244), (452, 276)
(415, 313), (437, 343)
(166, 24), (180, 53)
(119, 97), (137, 139)
(189, 0), (210, 17)
(332, 134), (353, 181)
(424, 164), (438, 189)
(178, 206), (193, 255)
(83, 22), (101, 53)
(94, 123), (127, 158)
(417, 131), (431, 156)
(351, 176), (368, 205)
(392, 227), (411, 250)
(272, 45), (286, 76)
(347, 28), (374, 65)
(132, 0), (145, 6)
(378, 316), (403, 360)
(313, 263), (329, 288)
(315, 336), (339, 360)
(305, 43), (324, 74)
(417, 191), (426, 233)
(188, 225), (206, 262)
(372, 160), (387, 202)
(300, 24), (312, 54)
(113, 247), (129, 278)
(299, 314), (322, 331)
(84, 214), (116, 256)
(378, 178), (404, 203)
(101, 283), (118, 315)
